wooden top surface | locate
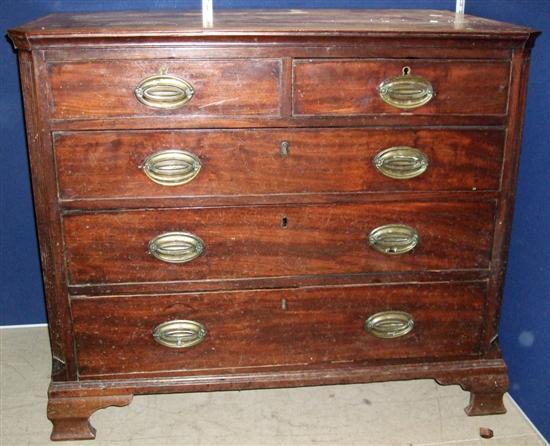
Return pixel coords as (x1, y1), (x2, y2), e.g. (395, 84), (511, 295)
(10, 9), (535, 37)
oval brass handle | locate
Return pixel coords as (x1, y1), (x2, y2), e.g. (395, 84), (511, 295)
(153, 320), (207, 348)
(378, 66), (434, 109)
(148, 231), (204, 264)
(143, 150), (202, 186)
(365, 311), (415, 339)
(135, 73), (194, 109)
(373, 146), (429, 180)
(368, 224), (419, 255)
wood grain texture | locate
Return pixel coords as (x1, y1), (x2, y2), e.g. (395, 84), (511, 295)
(63, 202), (495, 285)
(60, 191), (501, 212)
(436, 370), (509, 415)
(47, 59), (281, 120)
(55, 128), (504, 201)
(48, 395), (132, 441)
(294, 59), (510, 116)
(8, 10), (537, 52)
(72, 282), (486, 377)
(45, 357), (510, 436)
(7, 9), (540, 441)
(480, 48), (534, 353)
(17, 51), (77, 381)
(48, 358), (506, 396)
(48, 114), (510, 131)
(42, 46), (513, 63)
(69, 270), (490, 297)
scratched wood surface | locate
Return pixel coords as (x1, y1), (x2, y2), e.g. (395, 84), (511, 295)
(55, 128), (504, 201)
(72, 281), (486, 377)
(293, 59), (510, 116)
(63, 202), (495, 285)
(7, 9), (539, 440)
(9, 9), (535, 39)
(47, 59), (281, 120)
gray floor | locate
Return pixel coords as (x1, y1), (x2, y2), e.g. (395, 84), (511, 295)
(1, 326), (546, 446)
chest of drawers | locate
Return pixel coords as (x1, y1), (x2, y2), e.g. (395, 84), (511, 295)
(8, 9), (539, 441)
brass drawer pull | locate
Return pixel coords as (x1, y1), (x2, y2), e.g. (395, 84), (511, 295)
(148, 231), (204, 264)
(373, 146), (428, 179)
(143, 150), (202, 186)
(378, 66), (434, 109)
(368, 224), (419, 255)
(365, 311), (415, 339)
(135, 71), (194, 109)
(153, 320), (207, 348)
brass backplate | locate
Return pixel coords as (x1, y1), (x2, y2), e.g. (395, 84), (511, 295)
(365, 311), (415, 339)
(153, 320), (207, 348)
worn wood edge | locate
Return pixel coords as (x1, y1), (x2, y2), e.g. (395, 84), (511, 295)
(47, 115), (510, 131)
(47, 394), (133, 441)
(436, 362), (509, 416)
(48, 357), (507, 398)
(480, 47), (534, 353)
(45, 359), (508, 438)
(59, 191), (501, 212)
(67, 272), (491, 297)
(7, 19), (538, 52)
(10, 34), (536, 52)
(17, 50), (76, 381)
(43, 46), (514, 63)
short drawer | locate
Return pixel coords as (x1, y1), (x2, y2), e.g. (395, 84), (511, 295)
(55, 128), (504, 201)
(293, 59), (510, 116)
(46, 59), (281, 120)
(72, 281), (486, 377)
(63, 201), (495, 285)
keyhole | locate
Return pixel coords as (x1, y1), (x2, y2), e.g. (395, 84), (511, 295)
(280, 141), (290, 157)
(281, 216), (289, 228)
(281, 298), (288, 311)
(402, 66), (411, 76)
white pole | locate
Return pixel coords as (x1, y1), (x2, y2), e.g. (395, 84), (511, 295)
(456, 0), (465, 15)
(202, 0), (213, 28)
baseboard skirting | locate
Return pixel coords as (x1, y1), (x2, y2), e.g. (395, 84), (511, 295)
(0, 323), (48, 329)
(507, 394), (549, 445)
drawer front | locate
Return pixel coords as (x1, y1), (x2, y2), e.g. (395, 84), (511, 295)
(63, 202), (495, 285)
(294, 59), (509, 116)
(47, 59), (281, 120)
(73, 282), (486, 377)
(55, 129), (504, 200)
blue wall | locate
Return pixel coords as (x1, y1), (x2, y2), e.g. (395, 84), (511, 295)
(464, 1), (550, 441)
(1, 0), (548, 440)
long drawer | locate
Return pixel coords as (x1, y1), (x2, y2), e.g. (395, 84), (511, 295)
(294, 59), (510, 116)
(46, 59), (282, 120)
(63, 201), (495, 285)
(72, 282), (486, 377)
(55, 129), (504, 201)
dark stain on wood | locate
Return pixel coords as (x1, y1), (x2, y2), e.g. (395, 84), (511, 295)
(7, 9), (538, 441)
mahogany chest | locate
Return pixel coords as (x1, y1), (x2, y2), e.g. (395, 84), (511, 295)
(8, 9), (539, 441)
